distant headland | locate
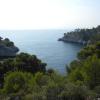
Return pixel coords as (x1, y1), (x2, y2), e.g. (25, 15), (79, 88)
(59, 25), (100, 45)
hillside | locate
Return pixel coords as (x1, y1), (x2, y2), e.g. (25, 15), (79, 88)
(59, 25), (100, 45)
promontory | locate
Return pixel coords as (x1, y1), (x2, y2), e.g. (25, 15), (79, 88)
(59, 25), (100, 45)
(0, 37), (19, 58)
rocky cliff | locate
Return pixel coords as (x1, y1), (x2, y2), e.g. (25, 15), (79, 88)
(0, 37), (19, 58)
(59, 33), (87, 45)
(59, 25), (100, 45)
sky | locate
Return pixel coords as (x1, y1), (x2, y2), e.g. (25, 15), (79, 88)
(0, 0), (99, 29)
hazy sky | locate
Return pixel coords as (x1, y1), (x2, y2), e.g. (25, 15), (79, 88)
(0, 0), (99, 29)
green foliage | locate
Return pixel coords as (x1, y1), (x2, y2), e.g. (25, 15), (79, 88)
(83, 55), (100, 88)
(59, 83), (89, 100)
(68, 68), (84, 83)
(78, 42), (100, 59)
(0, 69), (93, 100)
(67, 60), (82, 73)
(67, 42), (100, 91)
(68, 55), (100, 89)
(0, 52), (46, 88)
(31, 72), (90, 100)
(13, 52), (46, 73)
(3, 71), (34, 94)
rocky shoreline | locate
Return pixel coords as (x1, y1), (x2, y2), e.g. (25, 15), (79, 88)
(58, 37), (87, 45)
(58, 26), (100, 45)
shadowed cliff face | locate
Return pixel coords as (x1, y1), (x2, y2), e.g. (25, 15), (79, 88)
(0, 37), (19, 58)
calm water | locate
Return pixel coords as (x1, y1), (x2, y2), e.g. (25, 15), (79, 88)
(0, 30), (82, 74)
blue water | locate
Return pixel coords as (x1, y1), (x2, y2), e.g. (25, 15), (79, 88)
(0, 30), (82, 74)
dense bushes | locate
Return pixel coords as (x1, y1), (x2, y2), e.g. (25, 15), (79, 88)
(3, 71), (34, 94)
(67, 42), (100, 98)
(0, 52), (46, 88)
(78, 42), (100, 59)
(0, 72), (90, 100)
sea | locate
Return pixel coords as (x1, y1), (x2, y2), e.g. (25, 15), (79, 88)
(0, 30), (83, 74)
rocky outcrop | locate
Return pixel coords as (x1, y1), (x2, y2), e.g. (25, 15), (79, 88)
(0, 37), (19, 58)
(58, 35), (87, 45)
(0, 44), (19, 57)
